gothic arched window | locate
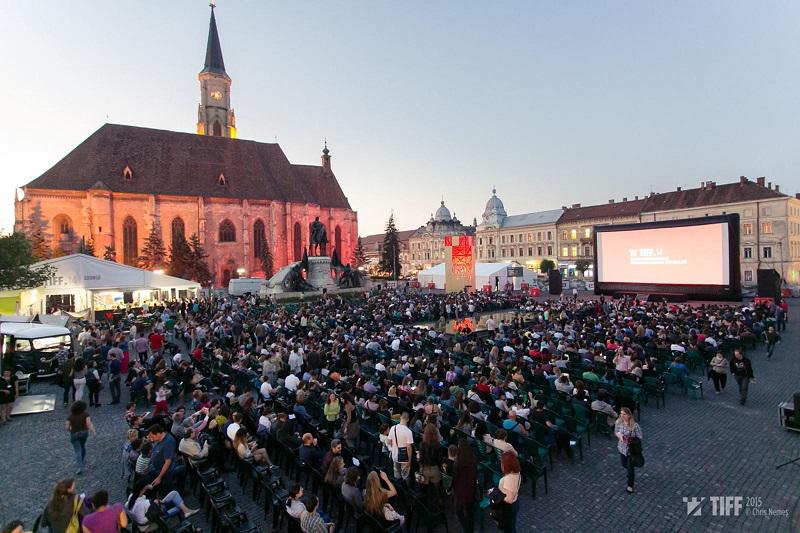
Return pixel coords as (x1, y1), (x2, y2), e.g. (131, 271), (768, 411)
(253, 220), (266, 258)
(219, 219), (236, 243)
(122, 217), (138, 266)
(293, 222), (302, 261)
(334, 225), (342, 256)
(213, 121), (222, 137)
(171, 217), (185, 249)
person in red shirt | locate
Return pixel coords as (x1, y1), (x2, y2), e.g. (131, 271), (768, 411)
(149, 331), (164, 356)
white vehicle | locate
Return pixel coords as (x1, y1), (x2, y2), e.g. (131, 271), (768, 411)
(228, 277), (265, 296)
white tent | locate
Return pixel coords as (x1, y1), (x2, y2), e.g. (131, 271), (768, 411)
(3, 254), (200, 316)
(417, 262), (539, 290)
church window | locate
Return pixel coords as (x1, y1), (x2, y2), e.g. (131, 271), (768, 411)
(335, 225), (342, 255)
(217, 173), (227, 186)
(219, 219), (236, 242)
(171, 217), (185, 249)
(122, 166), (133, 181)
(253, 220), (267, 258)
(54, 215), (73, 235)
(293, 222), (303, 261)
(213, 121), (223, 137)
(122, 217), (138, 266)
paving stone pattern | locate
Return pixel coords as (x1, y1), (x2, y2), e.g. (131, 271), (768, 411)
(1, 304), (799, 532)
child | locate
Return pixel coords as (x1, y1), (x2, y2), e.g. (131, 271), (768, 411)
(135, 441), (152, 476)
(153, 384), (171, 416)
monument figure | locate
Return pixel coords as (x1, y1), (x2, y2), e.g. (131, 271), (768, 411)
(310, 217), (328, 256)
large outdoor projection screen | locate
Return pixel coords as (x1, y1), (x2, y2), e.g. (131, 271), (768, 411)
(593, 214), (740, 300)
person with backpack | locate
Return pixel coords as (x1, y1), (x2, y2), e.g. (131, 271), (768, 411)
(86, 361), (101, 408)
(614, 407), (643, 493)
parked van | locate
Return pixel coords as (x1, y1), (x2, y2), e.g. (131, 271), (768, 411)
(0, 321), (73, 378)
(228, 277), (265, 296)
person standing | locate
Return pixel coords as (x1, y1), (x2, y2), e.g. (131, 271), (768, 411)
(86, 361), (101, 408)
(730, 350), (755, 405)
(107, 350), (122, 405)
(451, 440), (478, 533)
(494, 452), (521, 533)
(59, 353), (76, 407)
(81, 491), (127, 533)
(66, 401), (96, 475)
(43, 478), (85, 533)
(386, 412), (414, 482)
(709, 351), (729, 394)
(614, 407), (642, 493)
(72, 358), (87, 402)
(763, 326), (781, 359)
(0, 369), (18, 423)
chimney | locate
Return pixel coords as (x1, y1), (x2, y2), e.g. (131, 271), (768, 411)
(701, 180), (705, 189)
(635, 195), (639, 200)
(768, 182), (772, 190)
(739, 176), (747, 185)
(571, 203), (581, 208)
(795, 193), (800, 200)
(562, 206), (567, 210)
(677, 186), (682, 192)
(757, 177), (766, 187)
(622, 197), (628, 202)
(608, 199), (615, 204)
(705, 181), (715, 189)
(775, 184), (780, 193)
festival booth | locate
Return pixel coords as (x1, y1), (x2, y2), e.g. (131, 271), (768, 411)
(417, 262), (538, 291)
(3, 254), (200, 318)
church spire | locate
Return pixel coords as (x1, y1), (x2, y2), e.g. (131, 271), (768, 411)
(202, 3), (227, 76)
(197, 3), (236, 138)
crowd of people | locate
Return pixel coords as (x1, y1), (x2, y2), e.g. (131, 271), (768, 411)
(4, 286), (788, 533)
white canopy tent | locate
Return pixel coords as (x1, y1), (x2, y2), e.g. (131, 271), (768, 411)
(3, 254), (200, 317)
(417, 262), (539, 291)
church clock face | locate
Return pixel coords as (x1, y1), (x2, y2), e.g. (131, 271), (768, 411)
(210, 90), (223, 101)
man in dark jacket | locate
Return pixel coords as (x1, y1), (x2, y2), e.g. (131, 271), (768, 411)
(730, 349), (755, 406)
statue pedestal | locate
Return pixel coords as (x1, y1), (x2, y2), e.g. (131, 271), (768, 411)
(306, 256), (337, 290)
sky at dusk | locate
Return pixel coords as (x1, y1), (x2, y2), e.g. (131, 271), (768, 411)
(2, 0), (800, 236)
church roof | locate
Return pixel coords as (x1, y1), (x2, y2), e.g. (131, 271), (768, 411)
(201, 6), (227, 76)
(24, 123), (351, 209)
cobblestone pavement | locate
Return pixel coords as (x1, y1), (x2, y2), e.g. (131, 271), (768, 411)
(1, 304), (799, 532)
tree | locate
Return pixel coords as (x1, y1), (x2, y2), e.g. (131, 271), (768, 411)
(575, 259), (592, 277)
(379, 213), (401, 279)
(77, 236), (96, 257)
(0, 233), (56, 290)
(138, 222), (167, 270)
(103, 245), (117, 262)
(168, 233), (192, 279)
(539, 259), (556, 274)
(183, 233), (212, 287)
(261, 245), (274, 278)
(351, 237), (368, 269)
(24, 202), (52, 260)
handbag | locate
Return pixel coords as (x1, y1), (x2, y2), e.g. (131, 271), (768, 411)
(393, 426), (409, 463)
(65, 496), (83, 533)
(145, 500), (166, 522)
(628, 437), (645, 468)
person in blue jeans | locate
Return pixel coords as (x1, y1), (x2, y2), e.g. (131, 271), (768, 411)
(66, 401), (96, 474)
(127, 478), (199, 529)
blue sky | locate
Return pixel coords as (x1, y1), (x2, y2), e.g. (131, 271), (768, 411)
(2, 1), (799, 235)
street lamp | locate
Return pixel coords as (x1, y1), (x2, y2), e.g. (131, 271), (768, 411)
(153, 269), (165, 275)
(236, 267), (246, 276)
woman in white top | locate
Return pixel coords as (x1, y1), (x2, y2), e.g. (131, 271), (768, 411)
(496, 451), (521, 533)
(285, 484), (306, 519)
(126, 479), (197, 531)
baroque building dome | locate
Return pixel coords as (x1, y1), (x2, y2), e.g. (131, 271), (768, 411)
(481, 187), (507, 226)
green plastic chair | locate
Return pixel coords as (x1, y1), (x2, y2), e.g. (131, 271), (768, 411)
(682, 376), (704, 399)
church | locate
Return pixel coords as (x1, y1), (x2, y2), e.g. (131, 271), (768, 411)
(13, 6), (358, 288)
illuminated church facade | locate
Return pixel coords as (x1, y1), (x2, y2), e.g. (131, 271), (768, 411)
(14, 6), (357, 287)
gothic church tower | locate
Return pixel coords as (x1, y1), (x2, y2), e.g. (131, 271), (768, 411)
(197, 4), (236, 138)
